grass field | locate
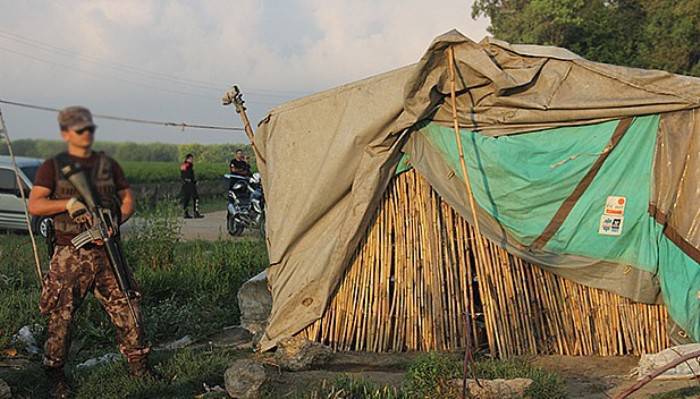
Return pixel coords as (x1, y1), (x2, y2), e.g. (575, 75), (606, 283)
(121, 161), (232, 184)
(0, 204), (267, 398)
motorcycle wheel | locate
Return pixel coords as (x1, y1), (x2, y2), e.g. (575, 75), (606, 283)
(227, 214), (245, 236)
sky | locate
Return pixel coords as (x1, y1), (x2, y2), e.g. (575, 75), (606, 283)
(0, 1), (489, 145)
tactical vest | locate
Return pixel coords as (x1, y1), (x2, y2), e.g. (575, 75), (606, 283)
(51, 152), (121, 237)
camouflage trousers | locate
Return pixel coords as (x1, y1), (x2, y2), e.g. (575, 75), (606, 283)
(39, 245), (150, 369)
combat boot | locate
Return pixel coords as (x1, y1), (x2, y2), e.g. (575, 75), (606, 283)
(193, 200), (204, 218)
(184, 210), (193, 219)
(45, 367), (71, 399)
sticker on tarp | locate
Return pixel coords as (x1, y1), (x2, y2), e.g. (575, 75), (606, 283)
(599, 215), (624, 236)
(604, 196), (626, 216)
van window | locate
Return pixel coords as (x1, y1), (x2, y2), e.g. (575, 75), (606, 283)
(0, 168), (17, 193)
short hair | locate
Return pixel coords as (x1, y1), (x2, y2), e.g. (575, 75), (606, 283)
(235, 149), (244, 153)
(185, 153), (194, 160)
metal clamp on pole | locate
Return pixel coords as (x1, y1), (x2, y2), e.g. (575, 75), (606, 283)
(222, 85), (266, 163)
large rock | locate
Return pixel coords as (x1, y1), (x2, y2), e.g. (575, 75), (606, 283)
(638, 343), (700, 380)
(451, 378), (533, 399)
(274, 335), (333, 371)
(0, 378), (10, 399)
(224, 359), (266, 399)
(237, 271), (272, 338)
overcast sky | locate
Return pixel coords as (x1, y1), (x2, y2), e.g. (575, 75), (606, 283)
(0, 1), (489, 144)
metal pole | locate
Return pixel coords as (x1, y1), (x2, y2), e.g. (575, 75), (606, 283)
(0, 106), (45, 288)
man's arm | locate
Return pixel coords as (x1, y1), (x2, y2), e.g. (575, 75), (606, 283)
(118, 188), (135, 224)
(28, 186), (69, 216)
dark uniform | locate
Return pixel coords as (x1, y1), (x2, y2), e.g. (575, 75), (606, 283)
(229, 157), (251, 177)
(180, 160), (201, 218)
(33, 152), (150, 373)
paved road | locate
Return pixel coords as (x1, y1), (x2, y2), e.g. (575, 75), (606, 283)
(123, 210), (259, 241)
(177, 210), (231, 241)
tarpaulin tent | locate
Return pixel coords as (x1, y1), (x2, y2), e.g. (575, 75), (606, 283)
(253, 30), (700, 351)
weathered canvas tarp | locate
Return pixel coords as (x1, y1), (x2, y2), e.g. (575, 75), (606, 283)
(255, 30), (700, 350)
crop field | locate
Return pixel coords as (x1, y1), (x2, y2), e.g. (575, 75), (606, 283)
(121, 161), (231, 184)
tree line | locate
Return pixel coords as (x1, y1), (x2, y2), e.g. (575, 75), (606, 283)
(1, 139), (255, 166)
(472, 0), (700, 76)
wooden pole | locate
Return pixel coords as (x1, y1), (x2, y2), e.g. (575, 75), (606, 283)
(446, 45), (488, 395)
(222, 86), (266, 163)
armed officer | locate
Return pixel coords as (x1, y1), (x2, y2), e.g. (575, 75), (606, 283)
(180, 153), (203, 218)
(28, 106), (153, 398)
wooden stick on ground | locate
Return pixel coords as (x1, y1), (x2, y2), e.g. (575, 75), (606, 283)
(614, 349), (700, 399)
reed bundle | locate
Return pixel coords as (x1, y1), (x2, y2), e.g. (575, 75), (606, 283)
(301, 170), (669, 356)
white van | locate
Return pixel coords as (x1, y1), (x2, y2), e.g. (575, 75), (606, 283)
(0, 155), (52, 237)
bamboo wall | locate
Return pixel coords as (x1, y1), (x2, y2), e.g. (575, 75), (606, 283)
(301, 170), (670, 357)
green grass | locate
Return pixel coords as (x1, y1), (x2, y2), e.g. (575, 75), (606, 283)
(0, 203), (268, 397)
(2, 348), (243, 399)
(651, 386), (700, 399)
(122, 161), (230, 184)
(284, 376), (403, 399)
(292, 353), (568, 399)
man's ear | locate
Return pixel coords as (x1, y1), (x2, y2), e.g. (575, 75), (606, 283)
(60, 131), (70, 142)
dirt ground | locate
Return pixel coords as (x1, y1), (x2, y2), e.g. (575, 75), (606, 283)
(532, 355), (699, 398)
(258, 351), (700, 398)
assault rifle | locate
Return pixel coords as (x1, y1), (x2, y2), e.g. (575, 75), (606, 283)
(58, 159), (140, 328)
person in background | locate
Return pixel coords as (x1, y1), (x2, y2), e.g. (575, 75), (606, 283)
(180, 153), (203, 219)
(229, 149), (251, 177)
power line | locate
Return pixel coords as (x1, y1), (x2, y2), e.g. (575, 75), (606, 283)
(0, 29), (309, 99)
(0, 98), (244, 132)
(0, 45), (284, 106)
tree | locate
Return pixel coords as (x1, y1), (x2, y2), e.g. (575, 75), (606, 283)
(472, 0), (700, 76)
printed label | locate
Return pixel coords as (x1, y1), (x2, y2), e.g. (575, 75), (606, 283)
(604, 196), (626, 216)
(599, 215), (624, 236)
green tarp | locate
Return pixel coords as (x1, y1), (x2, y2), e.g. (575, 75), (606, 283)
(417, 115), (700, 340)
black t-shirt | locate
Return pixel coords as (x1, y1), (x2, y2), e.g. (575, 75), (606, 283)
(229, 159), (251, 176)
(180, 161), (195, 182)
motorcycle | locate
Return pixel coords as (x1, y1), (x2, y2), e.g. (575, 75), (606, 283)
(224, 172), (265, 237)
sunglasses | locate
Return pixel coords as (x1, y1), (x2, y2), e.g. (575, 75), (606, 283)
(74, 127), (96, 135)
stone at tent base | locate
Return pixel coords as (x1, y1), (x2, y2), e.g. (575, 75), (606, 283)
(450, 378), (534, 399)
(224, 359), (266, 399)
(274, 335), (333, 371)
(637, 343), (700, 380)
(0, 378), (11, 399)
(237, 271), (272, 341)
